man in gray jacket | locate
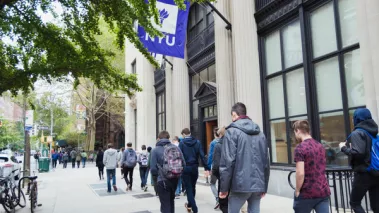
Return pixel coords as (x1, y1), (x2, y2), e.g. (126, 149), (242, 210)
(219, 102), (270, 213)
(103, 143), (118, 193)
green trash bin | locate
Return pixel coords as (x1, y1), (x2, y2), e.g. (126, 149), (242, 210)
(38, 157), (50, 172)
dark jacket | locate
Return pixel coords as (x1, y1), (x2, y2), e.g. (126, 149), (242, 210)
(220, 117), (270, 193)
(96, 151), (104, 167)
(342, 109), (378, 173)
(151, 139), (184, 182)
(179, 137), (209, 171)
(212, 137), (223, 177)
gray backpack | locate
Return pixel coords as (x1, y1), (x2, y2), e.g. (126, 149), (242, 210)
(124, 149), (137, 168)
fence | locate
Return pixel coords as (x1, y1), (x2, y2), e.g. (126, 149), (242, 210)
(288, 168), (371, 213)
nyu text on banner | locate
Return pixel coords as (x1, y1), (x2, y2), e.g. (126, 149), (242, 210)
(138, 0), (190, 59)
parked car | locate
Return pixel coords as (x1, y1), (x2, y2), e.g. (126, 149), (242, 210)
(0, 154), (22, 179)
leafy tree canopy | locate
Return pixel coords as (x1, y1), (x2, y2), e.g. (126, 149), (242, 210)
(0, 0), (210, 96)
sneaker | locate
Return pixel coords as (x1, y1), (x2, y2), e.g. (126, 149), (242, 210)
(175, 194), (180, 199)
(113, 185), (118, 192)
(185, 203), (192, 212)
(128, 184), (132, 191)
(214, 201), (220, 209)
(144, 186), (148, 192)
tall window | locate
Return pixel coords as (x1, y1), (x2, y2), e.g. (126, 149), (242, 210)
(188, 4), (214, 41)
(263, 0), (363, 166)
(156, 92), (166, 135)
(191, 64), (216, 120)
(134, 109), (137, 148)
(131, 60), (136, 74)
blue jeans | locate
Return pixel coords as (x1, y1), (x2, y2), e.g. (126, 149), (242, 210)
(182, 166), (199, 213)
(293, 195), (330, 213)
(82, 157), (87, 168)
(175, 176), (182, 195)
(228, 192), (261, 213)
(139, 167), (148, 187)
(106, 169), (116, 192)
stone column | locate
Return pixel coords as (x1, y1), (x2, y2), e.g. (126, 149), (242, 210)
(230, 1), (263, 128)
(214, 0), (235, 127)
(165, 57), (175, 136)
(139, 57), (157, 148)
(172, 56), (190, 136)
(357, 0), (379, 121)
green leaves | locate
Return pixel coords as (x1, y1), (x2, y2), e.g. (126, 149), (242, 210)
(0, 0), (213, 95)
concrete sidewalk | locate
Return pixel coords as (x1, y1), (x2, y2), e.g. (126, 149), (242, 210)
(10, 164), (294, 213)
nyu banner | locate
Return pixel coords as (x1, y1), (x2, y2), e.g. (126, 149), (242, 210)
(138, 0), (190, 59)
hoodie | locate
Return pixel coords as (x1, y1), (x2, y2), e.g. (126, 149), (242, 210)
(220, 117), (270, 193)
(103, 148), (118, 169)
(342, 108), (379, 172)
(151, 139), (185, 182)
(207, 138), (220, 169)
(179, 137), (209, 171)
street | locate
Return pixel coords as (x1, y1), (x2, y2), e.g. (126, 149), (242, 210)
(4, 163), (294, 213)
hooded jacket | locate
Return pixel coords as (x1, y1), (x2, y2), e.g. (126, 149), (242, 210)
(212, 137), (223, 177)
(179, 137), (209, 171)
(150, 139), (185, 182)
(207, 138), (220, 169)
(103, 148), (118, 169)
(220, 117), (270, 193)
(342, 108), (378, 173)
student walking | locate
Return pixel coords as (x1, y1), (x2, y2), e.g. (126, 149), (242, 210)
(89, 153), (94, 163)
(70, 149), (77, 168)
(96, 148), (105, 180)
(146, 146), (152, 187)
(151, 131), (185, 213)
(340, 108), (379, 213)
(293, 120), (330, 213)
(122, 142), (137, 191)
(76, 152), (82, 168)
(138, 145), (149, 191)
(212, 127), (227, 212)
(179, 128), (210, 213)
(219, 102), (270, 213)
(52, 152), (59, 169)
(103, 144), (118, 193)
(62, 152), (69, 169)
(208, 129), (221, 209)
(81, 151), (87, 168)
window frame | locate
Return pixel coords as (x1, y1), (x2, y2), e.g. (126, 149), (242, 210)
(156, 91), (166, 136)
(260, 0), (363, 166)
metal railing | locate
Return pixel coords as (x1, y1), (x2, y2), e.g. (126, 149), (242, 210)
(187, 23), (215, 61)
(288, 168), (371, 213)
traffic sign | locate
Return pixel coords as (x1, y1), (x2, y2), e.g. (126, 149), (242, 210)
(38, 126), (50, 130)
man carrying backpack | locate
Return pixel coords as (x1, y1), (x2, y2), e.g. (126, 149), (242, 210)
(340, 108), (379, 213)
(122, 142), (137, 191)
(151, 130), (185, 213)
(180, 128), (210, 213)
(138, 145), (149, 191)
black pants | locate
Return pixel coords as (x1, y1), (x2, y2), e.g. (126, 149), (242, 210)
(76, 161), (80, 168)
(152, 175), (158, 195)
(63, 160), (68, 168)
(72, 159), (76, 168)
(123, 167), (134, 187)
(98, 165), (104, 179)
(157, 179), (178, 213)
(52, 159), (57, 168)
(350, 172), (379, 213)
(216, 173), (228, 213)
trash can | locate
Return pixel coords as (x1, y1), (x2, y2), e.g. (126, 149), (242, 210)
(38, 157), (50, 172)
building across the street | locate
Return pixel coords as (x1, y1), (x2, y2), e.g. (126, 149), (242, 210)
(124, 0), (379, 199)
